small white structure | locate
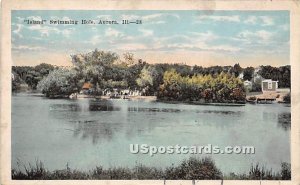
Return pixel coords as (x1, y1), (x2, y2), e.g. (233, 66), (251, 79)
(261, 79), (278, 93)
(243, 80), (252, 89)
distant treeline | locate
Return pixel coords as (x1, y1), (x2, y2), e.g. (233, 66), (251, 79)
(12, 50), (291, 100)
(12, 63), (57, 91)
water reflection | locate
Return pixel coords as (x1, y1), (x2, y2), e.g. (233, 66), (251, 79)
(50, 104), (82, 111)
(69, 120), (123, 144)
(50, 100), (121, 112)
(128, 107), (181, 113)
(196, 110), (242, 115)
(48, 99), (291, 145)
(277, 112), (291, 131)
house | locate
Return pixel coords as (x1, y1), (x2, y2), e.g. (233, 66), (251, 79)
(261, 79), (278, 93)
(80, 82), (93, 94)
(82, 82), (92, 90)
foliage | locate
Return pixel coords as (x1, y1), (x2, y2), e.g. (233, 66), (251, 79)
(12, 72), (22, 91)
(37, 68), (83, 98)
(12, 158), (290, 180)
(259, 65), (290, 88)
(136, 65), (159, 95)
(71, 49), (119, 89)
(158, 70), (246, 103)
(230, 63), (243, 77)
(136, 65), (158, 88)
(280, 162), (291, 180)
(224, 162), (290, 180)
(165, 157), (222, 180)
(12, 50), (291, 96)
(248, 96), (257, 101)
(12, 63), (56, 90)
(251, 75), (262, 92)
(243, 67), (254, 81)
(102, 80), (128, 90)
(283, 93), (291, 103)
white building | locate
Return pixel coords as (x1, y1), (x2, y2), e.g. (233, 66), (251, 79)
(261, 79), (278, 93)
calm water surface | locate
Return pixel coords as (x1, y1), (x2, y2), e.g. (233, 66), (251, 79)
(12, 93), (291, 174)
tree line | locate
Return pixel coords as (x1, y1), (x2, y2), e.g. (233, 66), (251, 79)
(12, 49), (291, 101)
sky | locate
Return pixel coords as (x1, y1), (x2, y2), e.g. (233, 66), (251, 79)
(11, 10), (290, 67)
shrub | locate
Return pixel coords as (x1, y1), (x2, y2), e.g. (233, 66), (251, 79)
(283, 93), (291, 103)
(248, 96), (257, 101)
(12, 159), (290, 180)
(37, 68), (83, 98)
(280, 162), (291, 180)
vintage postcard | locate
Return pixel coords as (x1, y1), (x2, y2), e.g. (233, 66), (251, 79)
(1, 0), (300, 185)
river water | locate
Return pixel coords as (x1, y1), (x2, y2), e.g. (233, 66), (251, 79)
(12, 93), (291, 174)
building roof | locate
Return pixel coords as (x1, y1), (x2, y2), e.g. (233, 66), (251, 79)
(82, 82), (92, 89)
(262, 79), (278, 82)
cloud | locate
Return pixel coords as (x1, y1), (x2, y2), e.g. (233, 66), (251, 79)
(165, 42), (240, 52)
(196, 15), (240, 23)
(189, 31), (219, 41)
(61, 28), (75, 37)
(121, 13), (179, 23)
(256, 30), (273, 40)
(116, 43), (148, 51)
(260, 16), (274, 26)
(170, 43), (241, 53)
(12, 24), (23, 38)
(244, 16), (257, 24)
(121, 14), (140, 20)
(236, 30), (274, 44)
(27, 24), (60, 37)
(87, 35), (103, 45)
(148, 20), (166, 25)
(97, 15), (112, 19)
(243, 16), (275, 26)
(105, 27), (124, 38)
(150, 31), (238, 52)
(26, 23), (75, 37)
(279, 24), (289, 31)
(142, 13), (163, 21)
(138, 28), (153, 37)
(12, 44), (45, 51)
(16, 16), (24, 23)
(27, 16), (43, 21)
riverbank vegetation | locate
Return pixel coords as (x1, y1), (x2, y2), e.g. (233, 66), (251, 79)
(158, 69), (245, 103)
(12, 49), (291, 102)
(12, 157), (290, 180)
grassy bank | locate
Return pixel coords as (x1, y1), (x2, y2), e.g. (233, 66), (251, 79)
(12, 157), (290, 180)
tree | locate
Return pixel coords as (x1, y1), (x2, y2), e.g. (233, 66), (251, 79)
(12, 64), (55, 90)
(136, 66), (158, 87)
(37, 68), (83, 98)
(71, 49), (119, 92)
(231, 63), (243, 77)
(158, 69), (245, 102)
(136, 66), (159, 95)
(34, 63), (55, 76)
(258, 65), (290, 88)
(243, 67), (254, 81)
(12, 72), (22, 91)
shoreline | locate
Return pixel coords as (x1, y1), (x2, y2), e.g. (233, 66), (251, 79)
(157, 100), (246, 106)
(12, 92), (292, 106)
